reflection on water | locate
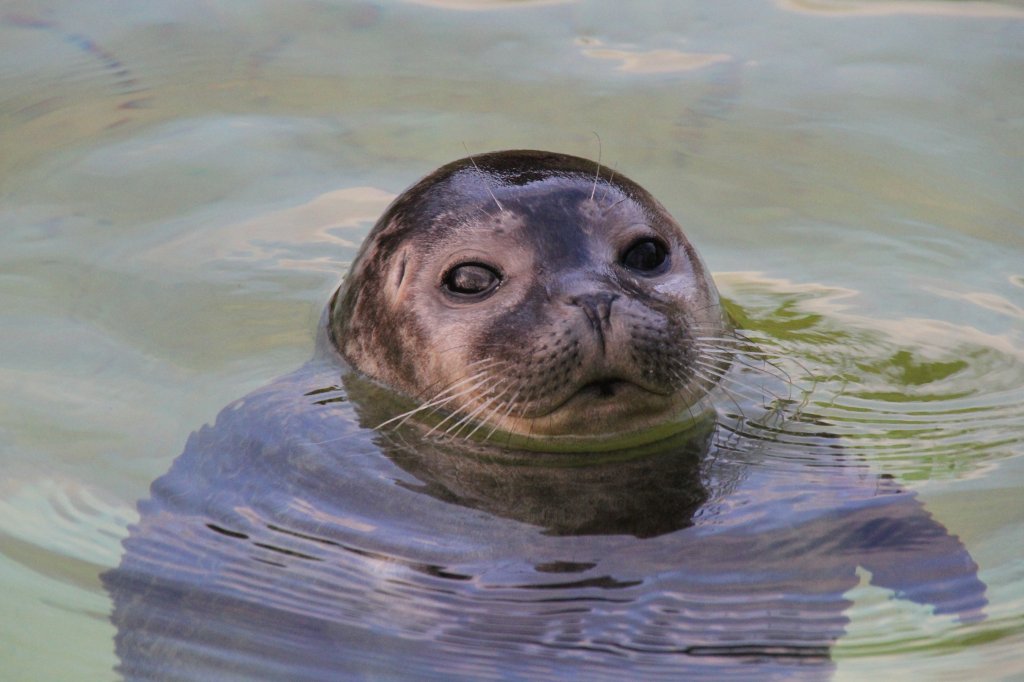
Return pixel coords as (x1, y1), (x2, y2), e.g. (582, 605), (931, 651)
(777, 0), (1024, 19)
(103, 327), (986, 679)
(1, 0), (1023, 680)
(575, 38), (733, 74)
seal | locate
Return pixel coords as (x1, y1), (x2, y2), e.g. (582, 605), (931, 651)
(102, 151), (987, 681)
(329, 150), (730, 450)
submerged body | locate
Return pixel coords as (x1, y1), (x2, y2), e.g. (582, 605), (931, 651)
(104, 152), (985, 680)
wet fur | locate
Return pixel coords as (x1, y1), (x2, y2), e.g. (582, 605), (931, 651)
(330, 150), (730, 442)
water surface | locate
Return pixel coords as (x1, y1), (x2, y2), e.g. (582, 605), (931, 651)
(1, 1), (1022, 679)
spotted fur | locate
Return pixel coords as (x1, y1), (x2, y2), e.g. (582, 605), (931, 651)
(330, 150), (730, 443)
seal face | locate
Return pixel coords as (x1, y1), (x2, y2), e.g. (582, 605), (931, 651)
(330, 150), (729, 447)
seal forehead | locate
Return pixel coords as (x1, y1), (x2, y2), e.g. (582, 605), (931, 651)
(389, 169), (643, 269)
(381, 150), (673, 247)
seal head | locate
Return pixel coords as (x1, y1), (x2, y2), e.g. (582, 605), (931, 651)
(330, 150), (729, 449)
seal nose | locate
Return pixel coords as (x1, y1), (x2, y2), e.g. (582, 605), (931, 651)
(569, 292), (619, 353)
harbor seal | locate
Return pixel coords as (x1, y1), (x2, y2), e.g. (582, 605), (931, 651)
(103, 150), (986, 681)
(329, 150), (730, 450)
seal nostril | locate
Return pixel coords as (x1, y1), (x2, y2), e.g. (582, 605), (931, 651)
(569, 293), (618, 327)
(569, 292), (619, 354)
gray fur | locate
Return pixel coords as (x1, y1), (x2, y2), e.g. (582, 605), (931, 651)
(330, 150), (730, 444)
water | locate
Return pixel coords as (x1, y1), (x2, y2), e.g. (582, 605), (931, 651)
(1, 1), (1022, 679)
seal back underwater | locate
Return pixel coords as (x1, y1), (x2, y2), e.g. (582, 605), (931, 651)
(103, 150), (987, 681)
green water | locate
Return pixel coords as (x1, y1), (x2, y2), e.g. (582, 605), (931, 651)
(1, 1), (1022, 679)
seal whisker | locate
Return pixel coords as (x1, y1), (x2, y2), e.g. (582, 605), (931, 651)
(599, 163), (619, 205)
(411, 372), (495, 409)
(455, 380), (514, 438)
(603, 197), (630, 214)
(483, 391), (523, 442)
(464, 385), (520, 441)
(692, 331), (746, 341)
(375, 368), (499, 430)
(422, 367), (511, 432)
(694, 339), (811, 391)
(376, 391), (469, 432)
(404, 356), (502, 401)
(696, 367), (778, 422)
(462, 142), (505, 213)
(404, 356), (506, 404)
(697, 356), (812, 426)
(378, 364), (515, 433)
(699, 346), (775, 359)
(440, 379), (513, 439)
(704, 376), (749, 422)
(423, 376), (504, 437)
(692, 329), (811, 385)
(690, 358), (731, 382)
(694, 359), (790, 406)
(694, 339), (778, 356)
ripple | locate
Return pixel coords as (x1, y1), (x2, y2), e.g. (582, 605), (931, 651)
(99, 346), (998, 678)
(0, 478), (135, 583)
(719, 276), (1024, 482)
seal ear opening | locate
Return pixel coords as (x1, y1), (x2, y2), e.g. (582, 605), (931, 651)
(391, 249), (410, 301)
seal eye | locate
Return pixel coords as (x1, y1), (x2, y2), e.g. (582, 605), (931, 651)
(621, 238), (669, 275)
(442, 263), (501, 298)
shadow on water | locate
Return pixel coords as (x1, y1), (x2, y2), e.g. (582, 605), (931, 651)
(103, 341), (987, 680)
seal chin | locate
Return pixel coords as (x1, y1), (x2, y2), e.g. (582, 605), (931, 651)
(526, 370), (676, 417)
(487, 383), (713, 453)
